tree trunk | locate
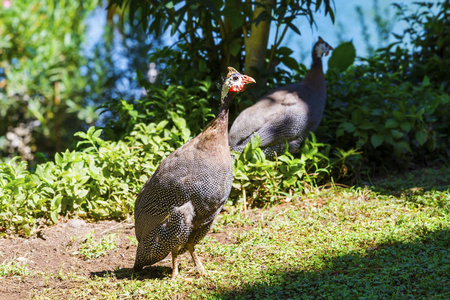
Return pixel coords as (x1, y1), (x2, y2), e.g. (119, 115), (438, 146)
(244, 0), (272, 78)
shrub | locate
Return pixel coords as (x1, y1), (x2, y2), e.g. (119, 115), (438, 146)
(230, 135), (360, 207)
(0, 122), (182, 236)
(320, 65), (449, 170)
(1, 122), (358, 235)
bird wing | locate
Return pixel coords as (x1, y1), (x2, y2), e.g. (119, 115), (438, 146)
(134, 137), (233, 242)
(134, 144), (193, 242)
(229, 88), (309, 150)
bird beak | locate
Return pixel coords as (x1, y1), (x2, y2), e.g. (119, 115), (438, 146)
(237, 75), (256, 92)
(325, 45), (334, 56)
(242, 75), (256, 85)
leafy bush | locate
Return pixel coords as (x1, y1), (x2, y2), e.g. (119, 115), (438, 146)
(389, 1), (450, 92)
(0, 0), (112, 159)
(1, 122), (356, 234)
(0, 123), (181, 236)
(317, 1), (450, 171)
(230, 135), (360, 207)
(99, 80), (216, 140)
(320, 64), (449, 170)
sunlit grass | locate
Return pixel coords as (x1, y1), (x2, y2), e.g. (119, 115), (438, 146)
(15, 167), (450, 299)
(71, 231), (118, 260)
(0, 258), (29, 277)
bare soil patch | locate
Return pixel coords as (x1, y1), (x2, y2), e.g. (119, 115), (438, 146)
(0, 219), (134, 299)
(0, 207), (277, 299)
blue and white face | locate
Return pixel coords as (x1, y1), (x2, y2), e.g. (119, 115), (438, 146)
(315, 37), (333, 58)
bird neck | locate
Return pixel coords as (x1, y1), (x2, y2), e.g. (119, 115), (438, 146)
(195, 91), (235, 153)
(204, 91), (236, 132)
(303, 55), (324, 87)
(217, 91), (235, 121)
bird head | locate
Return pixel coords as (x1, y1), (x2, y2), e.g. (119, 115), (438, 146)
(314, 36), (333, 58)
(225, 67), (256, 93)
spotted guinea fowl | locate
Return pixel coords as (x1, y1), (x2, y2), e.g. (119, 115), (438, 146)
(229, 37), (333, 158)
(133, 67), (255, 278)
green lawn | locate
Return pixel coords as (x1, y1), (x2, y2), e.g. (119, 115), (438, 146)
(4, 166), (450, 299)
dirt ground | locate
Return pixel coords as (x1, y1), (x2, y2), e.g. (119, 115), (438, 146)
(0, 219), (132, 299)
(0, 208), (262, 300)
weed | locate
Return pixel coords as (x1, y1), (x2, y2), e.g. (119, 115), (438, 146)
(72, 231), (118, 260)
(0, 258), (29, 277)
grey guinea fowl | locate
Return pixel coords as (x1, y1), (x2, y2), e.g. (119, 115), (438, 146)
(229, 37), (333, 158)
(133, 67), (255, 278)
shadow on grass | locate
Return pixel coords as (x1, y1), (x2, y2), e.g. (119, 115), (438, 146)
(90, 265), (171, 280)
(217, 229), (450, 299)
(359, 166), (450, 211)
(366, 166), (450, 194)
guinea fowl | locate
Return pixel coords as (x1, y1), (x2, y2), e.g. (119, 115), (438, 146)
(229, 37), (333, 158)
(133, 67), (255, 278)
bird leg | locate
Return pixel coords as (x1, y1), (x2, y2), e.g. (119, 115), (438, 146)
(171, 246), (180, 279)
(187, 243), (206, 275)
(241, 180), (247, 215)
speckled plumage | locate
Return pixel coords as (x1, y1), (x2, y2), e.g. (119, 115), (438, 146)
(133, 68), (255, 278)
(229, 37), (333, 158)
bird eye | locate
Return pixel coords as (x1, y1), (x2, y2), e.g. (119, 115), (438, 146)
(232, 75), (239, 81)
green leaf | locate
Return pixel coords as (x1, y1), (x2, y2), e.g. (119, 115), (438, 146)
(55, 153), (63, 165)
(385, 119), (399, 129)
(287, 22), (301, 35)
(50, 211), (58, 224)
(328, 41), (356, 72)
(74, 131), (88, 140)
(165, 1), (174, 9)
(229, 39), (242, 57)
(277, 47), (294, 56)
(359, 120), (375, 130)
(416, 130), (428, 145)
(281, 57), (299, 70)
(169, 111), (187, 129)
(371, 134), (384, 148)
(393, 141), (412, 154)
(222, 7), (244, 31)
(340, 122), (356, 133)
(391, 129), (404, 139)
(400, 122), (412, 132)
(51, 194), (63, 211)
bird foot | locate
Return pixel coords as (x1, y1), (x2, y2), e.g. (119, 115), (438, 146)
(194, 264), (207, 276)
(133, 264), (143, 272)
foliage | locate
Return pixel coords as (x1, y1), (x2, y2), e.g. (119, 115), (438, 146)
(317, 1), (450, 171)
(0, 258), (29, 277)
(0, 122), (352, 234)
(321, 64), (449, 170)
(101, 0), (335, 142)
(1, 0), (449, 236)
(388, 0), (450, 92)
(72, 231), (118, 260)
(0, 0), (114, 159)
(108, 0), (335, 82)
(99, 79), (216, 140)
(231, 135), (360, 207)
(9, 168), (450, 298)
(0, 124), (180, 235)
(328, 41), (356, 72)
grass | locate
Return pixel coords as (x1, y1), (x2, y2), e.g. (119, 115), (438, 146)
(72, 231), (118, 260)
(0, 258), (29, 277)
(5, 166), (450, 299)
